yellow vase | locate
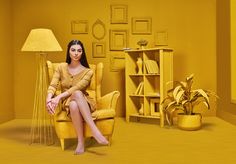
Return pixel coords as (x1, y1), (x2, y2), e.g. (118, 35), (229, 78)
(177, 113), (202, 130)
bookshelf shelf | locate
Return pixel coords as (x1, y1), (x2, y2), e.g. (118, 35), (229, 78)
(125, 48), (173, 127)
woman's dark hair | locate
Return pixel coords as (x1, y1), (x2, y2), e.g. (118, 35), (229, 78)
(66, 40), (90, 68)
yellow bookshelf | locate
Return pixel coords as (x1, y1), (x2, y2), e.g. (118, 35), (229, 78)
(125, 48), (173, 127)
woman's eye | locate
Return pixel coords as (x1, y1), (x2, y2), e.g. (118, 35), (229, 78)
(78, 49), (82, 53)
(70, 49), (75, 52)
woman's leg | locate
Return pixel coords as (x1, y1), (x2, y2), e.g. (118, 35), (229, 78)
(69, 100), (85, 154)
(71, 91), (108, 145)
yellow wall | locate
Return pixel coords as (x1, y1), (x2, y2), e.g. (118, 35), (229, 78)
(216, 0), (236, 124)
(13, 0), (217, 118)
(0, 0), (14, 123)
(231, 0), (236, 103)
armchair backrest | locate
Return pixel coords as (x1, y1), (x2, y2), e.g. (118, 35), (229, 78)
(46, 61), (103, 100)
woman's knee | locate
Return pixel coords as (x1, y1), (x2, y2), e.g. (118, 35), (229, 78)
(69, 101), (78, 112)
(71, 90), (84, 100)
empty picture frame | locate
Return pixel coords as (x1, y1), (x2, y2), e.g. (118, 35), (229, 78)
(155, 31), (168, 46)
(92, 42), (106, 58)
(110, 30), (128, 51)
(71, 20), (89, 34)
(150, 98), (160, 117)
(92, 19), (106, 40)
(132, 17), (152, 34)
(110, 53), (125, 71)
(110, 4), (128, 24)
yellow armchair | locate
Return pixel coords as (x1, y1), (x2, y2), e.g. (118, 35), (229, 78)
(46, 61), (120, 150)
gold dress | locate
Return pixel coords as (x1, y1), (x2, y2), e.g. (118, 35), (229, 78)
(47, 63), (96, 114)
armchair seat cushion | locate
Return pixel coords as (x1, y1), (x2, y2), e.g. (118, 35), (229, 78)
(56, 109), (116, 122)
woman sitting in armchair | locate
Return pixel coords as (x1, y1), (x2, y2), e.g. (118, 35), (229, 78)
(46, 40), (108, 155)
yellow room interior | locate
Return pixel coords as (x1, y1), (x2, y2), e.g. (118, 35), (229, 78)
(0, 0), (236, 163)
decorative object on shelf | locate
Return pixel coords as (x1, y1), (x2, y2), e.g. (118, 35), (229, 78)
(92, 42), (106, 58)
(92, 19), (106, 40)
(110, 29), (128, 51)
(110, 4), (128, 24)
(136, 57), (143, 74)
(138, 103), (144, 115)
(155, 31), (168, 46)
(21, 28), (62, 145)
(150, 98), (160, 117)
(137, 39), (148, 49)
(71, 20), (89, 34)
(132, 17), (152, 34)
(161, 74), (218, 130)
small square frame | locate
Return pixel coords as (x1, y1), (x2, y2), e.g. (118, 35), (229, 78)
(155, 31), (168, 46)
(150, 98), (160, 116)
(110, 30), (128, 51)
(110, 4), (128, 24)
(132, 17), (152, 34)
(92, 42), (106, 58)
(110, 53), (125, 71)
(71, 20), (89, 34)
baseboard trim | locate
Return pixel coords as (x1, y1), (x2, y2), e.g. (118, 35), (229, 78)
(217, 110), (236, 125)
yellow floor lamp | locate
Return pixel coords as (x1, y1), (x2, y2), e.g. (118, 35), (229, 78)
(21, 28), (62, 145)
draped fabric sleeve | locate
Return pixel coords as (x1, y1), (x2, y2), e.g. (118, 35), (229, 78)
(47, 64), (61, 95)
(67, 69), (93, 95)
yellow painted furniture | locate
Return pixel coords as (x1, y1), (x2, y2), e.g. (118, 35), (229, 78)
(46, 61), (120, 150)
(124, 48), (173, 127)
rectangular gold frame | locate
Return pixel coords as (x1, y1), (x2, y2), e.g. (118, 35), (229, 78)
(110, 4), (128, 24)
(110, 30), (128, 51)
(132, 17), (152, 34)
(71, 20), (88, 34)
(150, 98), (160, 116)
(155, 31), (168, 46)
(110, 53), (125, 71)
(92, 42), (106, 58)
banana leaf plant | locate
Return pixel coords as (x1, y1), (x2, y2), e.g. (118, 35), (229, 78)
(161, 74), (218, 125)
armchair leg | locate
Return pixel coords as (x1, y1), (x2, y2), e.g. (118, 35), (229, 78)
(60, 139), (65, 151)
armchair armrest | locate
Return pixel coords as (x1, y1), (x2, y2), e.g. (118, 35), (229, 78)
(91, 91), (120, 120)
(96, 91), (120, 110)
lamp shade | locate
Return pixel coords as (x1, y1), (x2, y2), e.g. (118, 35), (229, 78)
(21, 28), (62, 52)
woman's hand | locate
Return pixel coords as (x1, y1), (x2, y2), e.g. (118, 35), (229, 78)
(46, 98), (55, 115)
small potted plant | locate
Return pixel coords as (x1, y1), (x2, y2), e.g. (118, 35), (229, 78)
(161, 74), (218, 130)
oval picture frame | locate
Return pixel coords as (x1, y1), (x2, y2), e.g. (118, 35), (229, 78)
(92, 19), (106, 40)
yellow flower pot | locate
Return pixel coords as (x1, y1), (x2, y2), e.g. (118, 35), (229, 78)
(177, 113), (202, 130)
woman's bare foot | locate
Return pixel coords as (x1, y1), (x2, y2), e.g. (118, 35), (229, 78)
(92, 132), (109, 145)
(74, 142), (84, 155)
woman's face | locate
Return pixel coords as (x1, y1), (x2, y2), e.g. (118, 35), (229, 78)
(69, 44), (83, 62)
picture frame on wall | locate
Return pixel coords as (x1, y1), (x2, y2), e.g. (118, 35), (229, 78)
(92, 42), (106, 58)
(109, 29), (128, 51)
(155, 31), (168, 46)
(132, 17), (152, 34)
(110, 53), (125, 71)
(71, 20), (89, 34)
(92, 19), (106, 40)
(110, 4), (128, 24)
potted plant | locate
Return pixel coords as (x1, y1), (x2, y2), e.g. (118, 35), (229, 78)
(161, 74), (218, 130)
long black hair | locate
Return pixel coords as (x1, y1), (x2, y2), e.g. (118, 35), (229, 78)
(66, 40), (90, 68)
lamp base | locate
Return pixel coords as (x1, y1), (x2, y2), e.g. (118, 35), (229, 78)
(30, 53), (54, 145)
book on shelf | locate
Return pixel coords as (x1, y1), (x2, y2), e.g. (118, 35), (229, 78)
(144, 60), (159, 74)
(134, 82), (144, 95)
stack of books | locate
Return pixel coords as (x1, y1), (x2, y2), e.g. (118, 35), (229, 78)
(134, 82), (144, 95)
(144, 60), (159, 74)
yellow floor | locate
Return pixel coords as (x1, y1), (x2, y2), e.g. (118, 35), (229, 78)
(0, 117), (236, 164)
